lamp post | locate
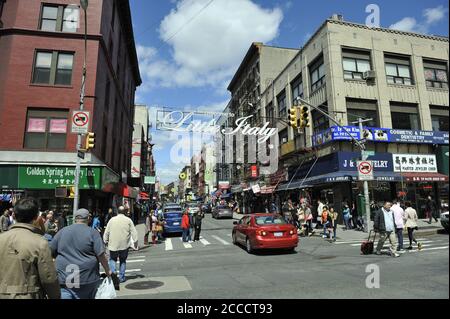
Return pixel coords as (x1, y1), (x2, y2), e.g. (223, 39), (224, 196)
(73, 0), (88, 218)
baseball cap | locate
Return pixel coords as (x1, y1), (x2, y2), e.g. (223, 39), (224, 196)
(75, 208), (90, 219)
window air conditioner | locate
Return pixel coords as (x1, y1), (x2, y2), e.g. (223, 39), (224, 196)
(363, 70), (376, 80)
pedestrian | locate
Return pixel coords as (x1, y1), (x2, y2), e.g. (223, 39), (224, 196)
(403, 202), (422, 251)
(304, 204), (314, 236)
(103, 206), (138, 283)
(329, 207), (338, 242)
(144, 210), (153, 246)
(181, 210), (190, 243)
(151, 214), (158, 245)
(193, 209), (205, 241)
(425, 195), (439, 224)
(351, 201), (358, 229)
(374, 201), (400, 257)
(342, 204), (351, 230)
(104, 208), (114, 226)
(391, 199), (405, 251)
(0, 209), (10, 232)
(91, 211), (102, 233)
(188, 210), (194, 243)
(0, 198), (60, 299)
(56, 211), (66, 231)
(45, 211), (58, 238)
(9, 208), (16, 226)
(50, 208), (112, 299)
(297, 205), (306, 236)
(321, 206), (330, 238)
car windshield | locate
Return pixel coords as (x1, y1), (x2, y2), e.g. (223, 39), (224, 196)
(255, 216), (286, 225)
(164, 212), (182, 219)
(164, 207), (182, 212)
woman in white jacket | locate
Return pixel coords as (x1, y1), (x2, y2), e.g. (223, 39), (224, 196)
(403, 202), (422, 250)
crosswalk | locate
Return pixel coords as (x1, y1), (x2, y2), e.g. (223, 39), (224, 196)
(335, 237), (449, 254)
(160, 234), (233, 252)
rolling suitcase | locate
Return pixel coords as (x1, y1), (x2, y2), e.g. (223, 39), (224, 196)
(360, 230), (377, 255)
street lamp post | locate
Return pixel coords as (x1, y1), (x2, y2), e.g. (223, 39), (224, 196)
(73, 0), (88, 219)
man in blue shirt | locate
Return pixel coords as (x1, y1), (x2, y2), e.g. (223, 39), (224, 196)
(374, 201), (399, 257)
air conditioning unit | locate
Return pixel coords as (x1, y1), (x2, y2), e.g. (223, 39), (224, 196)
(363, 70), (376, 80)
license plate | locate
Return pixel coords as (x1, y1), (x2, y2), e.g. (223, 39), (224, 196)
(274, 232), (283, 237)
(173, 222), (180, 225)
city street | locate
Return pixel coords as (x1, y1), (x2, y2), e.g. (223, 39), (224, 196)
(117, 214), (449, 299)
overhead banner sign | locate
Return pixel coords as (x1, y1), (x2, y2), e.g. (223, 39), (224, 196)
(393, 154), (437, 173)
(313, 126), (449, 146)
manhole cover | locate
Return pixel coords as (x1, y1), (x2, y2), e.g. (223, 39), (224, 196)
(125, 280), (164, 290)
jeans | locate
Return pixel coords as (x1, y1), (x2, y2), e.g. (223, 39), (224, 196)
(395, 228), (404, 250)
(322, 221), (329, 235)
(194, 225), (201, 241)
(376, 231), (397, 255)
(343, 214), (351, 230)
(428, 210), (438, 223)
(188, 227), (193, 241)
(182, 228), (189, 242)
(109, 249), (128, 282)
(60, 281), (100, 299)
(407, 227), (417, 246)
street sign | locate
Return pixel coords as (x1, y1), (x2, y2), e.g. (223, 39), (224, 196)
(78, 150), (85, 159)
(362, 150), (375, 157)
(357, 161), (374, 181)
(71, 110), (90, 134)
(144, 176), (156, 184)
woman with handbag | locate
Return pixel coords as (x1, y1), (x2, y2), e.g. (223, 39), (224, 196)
(404, 202), (422, 250)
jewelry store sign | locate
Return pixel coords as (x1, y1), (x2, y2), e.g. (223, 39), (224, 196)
(393, 154), (437, 173)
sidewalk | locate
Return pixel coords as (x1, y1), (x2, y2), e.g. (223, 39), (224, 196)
(232, 212), (445, 241)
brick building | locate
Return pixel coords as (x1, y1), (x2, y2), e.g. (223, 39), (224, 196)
(0, 0), (141, 213)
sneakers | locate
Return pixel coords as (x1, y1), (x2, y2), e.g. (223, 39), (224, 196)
(392, 252), (400, 257)
(418, 242), (422, 250)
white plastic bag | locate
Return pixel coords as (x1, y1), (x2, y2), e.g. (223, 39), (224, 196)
(95, 277), (117, 299)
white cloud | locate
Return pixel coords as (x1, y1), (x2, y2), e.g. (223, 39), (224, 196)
(138, 0), (283, 89)
(424, 6), (448, 24)
(389, 6), (448, 34)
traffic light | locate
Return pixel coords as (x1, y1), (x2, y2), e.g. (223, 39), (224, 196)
(288, 107), (298, 129)
(85, 132), (95, 151)
(298, 106), (310, 129)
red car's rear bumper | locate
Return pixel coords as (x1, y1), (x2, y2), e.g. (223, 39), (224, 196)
(252, 236), (298, 249)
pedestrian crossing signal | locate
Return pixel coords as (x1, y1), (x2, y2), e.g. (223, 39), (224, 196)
(288, 107), (298, 129)
(298, 106), (310, 129)
(85, 132), (95, 151)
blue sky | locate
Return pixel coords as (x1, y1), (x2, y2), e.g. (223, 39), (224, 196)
(129, 0), (449, 185)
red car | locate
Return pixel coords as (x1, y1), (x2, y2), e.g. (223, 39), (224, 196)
(232, 213), (298, 253)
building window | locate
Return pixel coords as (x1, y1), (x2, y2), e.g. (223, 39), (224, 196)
(278, 128), (288, 145)
(32, 51), (74, 85)
(312, 104), (329, 133)
(346, 99), (378, 127)
(342, 48), (371, 80)
(24, 109), (68, 150)
(384, 54), (413, 85)
(291, 75), (303, 101)
(430, 105), (449, 131)
(310, 57), (325, 92)
(277, 91), (287, 117)
(39, 4), (78, 33)
(265, 103), (274, 120)
(390, 102), (420, 130)
(423, 59), (448, 89)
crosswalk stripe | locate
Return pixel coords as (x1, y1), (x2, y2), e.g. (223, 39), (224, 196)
(350, 240), (438, 247)
(128, 255), (146, 259)
(411, 246), (449, 252)
(211, 235), (230, 245)
(183, 242), (193, 249)
(125, 269), (141, 273)
(199, 238), (210, 246)
(226, 234), (232, 237)
(336, 240), (365, 244)
(122, 259), (145, 263)
(165, 238), (173, 251)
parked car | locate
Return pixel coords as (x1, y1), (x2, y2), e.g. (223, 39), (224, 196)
(162, 211), (183, 235)
(212, 205), (233, 219)
(162, 203), (182, 213)
(232, 213), (298, 254)
(441, 211), (449, 231)
(201, 203), (212, 214)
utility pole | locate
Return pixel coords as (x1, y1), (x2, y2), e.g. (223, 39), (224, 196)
(73, 0), (89, 219)
(357, 117), (373, 233)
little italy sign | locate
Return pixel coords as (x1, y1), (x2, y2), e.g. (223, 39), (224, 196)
(161, 112), (277, 143)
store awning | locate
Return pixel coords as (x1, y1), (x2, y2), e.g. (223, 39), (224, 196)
(401, 172), (449, 182)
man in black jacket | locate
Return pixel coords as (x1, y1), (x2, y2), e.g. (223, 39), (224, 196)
(374, 201), (399, 257)
(193, 207), (205, 242)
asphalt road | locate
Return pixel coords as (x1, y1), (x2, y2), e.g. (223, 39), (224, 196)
(117, 214), (449, 299)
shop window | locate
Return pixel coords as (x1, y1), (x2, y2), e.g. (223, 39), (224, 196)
(39, 4), (79, 33)
(423, 59), (448, 89)
(384, 53), (413, 85)
(24, 109), (68, 150)
(32, 51), (74, 85)
(342, 48), (371, 80)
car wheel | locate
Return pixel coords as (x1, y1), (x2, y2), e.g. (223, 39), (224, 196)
(246, 238), (253, 254)
(232, 232), (237, 245)
(286, 247), (296, 253)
